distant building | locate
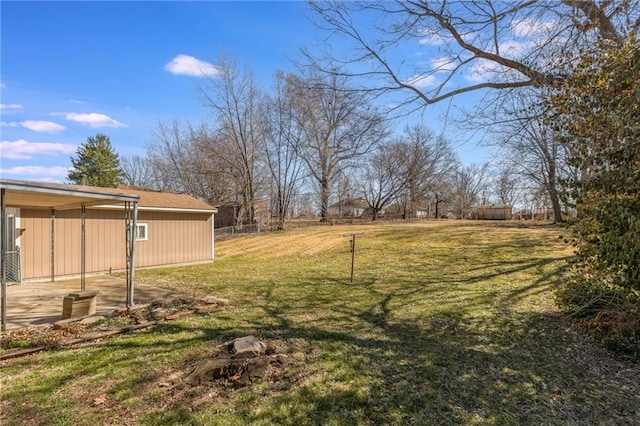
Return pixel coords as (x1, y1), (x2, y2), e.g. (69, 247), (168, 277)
(327, 198), (370, 218)
(214, 199), (270, 228)
(474, 205), (513, 220)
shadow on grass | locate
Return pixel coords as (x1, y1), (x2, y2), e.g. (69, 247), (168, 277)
(5, 244), (638, 425)
(130, 254), (634, 424)
(228, 306), (638, 424)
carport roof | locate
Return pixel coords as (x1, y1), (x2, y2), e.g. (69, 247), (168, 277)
(0, 179), (140, 209)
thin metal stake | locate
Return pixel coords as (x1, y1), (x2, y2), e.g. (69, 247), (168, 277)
(343, 232), (364, 283)
(50, 209), (55, 282)
(80, 203), (86, 291)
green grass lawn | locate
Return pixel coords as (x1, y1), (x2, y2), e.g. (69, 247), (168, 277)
(2, 221), (639, 425)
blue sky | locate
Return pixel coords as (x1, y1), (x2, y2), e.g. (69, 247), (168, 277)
(1, 1), (491, 183)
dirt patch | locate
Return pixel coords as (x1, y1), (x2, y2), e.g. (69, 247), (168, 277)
(0, 296), (228, 358)
(64, 337), (314, 422)
(147, 337), (314, 415)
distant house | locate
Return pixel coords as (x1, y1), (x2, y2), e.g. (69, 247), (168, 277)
(214, 198), (270, 229)
(415, 206), (430, 218)
(384, 203), (430, 219)
(2, 180), (217, 281)
(474, 205), (513, 220)
(328, 198), (370, 218)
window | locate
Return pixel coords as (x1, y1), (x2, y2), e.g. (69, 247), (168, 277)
(134, 223), (148, 241)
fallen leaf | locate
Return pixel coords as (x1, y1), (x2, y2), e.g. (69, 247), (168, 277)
(93, 394), (108, 406)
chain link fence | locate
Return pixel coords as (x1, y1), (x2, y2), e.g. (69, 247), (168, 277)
(215, 223), (262, 239)
(5, 248), (21, 284)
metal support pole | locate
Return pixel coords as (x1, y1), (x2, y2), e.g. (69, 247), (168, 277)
(1, 188), (7, 331)
(51, 209), (55, 282)
(125, 202), (131, 307)
(80, 203), (86, 291)
(343, 232), (364, 283)
(128, 202), (138, 307)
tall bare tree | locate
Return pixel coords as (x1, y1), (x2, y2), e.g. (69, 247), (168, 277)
(261, 71), (306, 228)
(145, 119), (234, 204)
(288, 71), (389, 221)
(486, 89), (574, 222)
(452, 162), (489, 219)
(199, 56), (265, 224)
(360, 144), (406, 221)
(120, 154), (157, 189)
(146, 120), (199, 195)
(492, 164), (520, 207)
(393, 125), (458, 218)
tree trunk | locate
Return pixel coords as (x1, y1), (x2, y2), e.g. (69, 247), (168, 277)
(320, 177), (330, 222)
(550, 190), (563, 223)
(547, 161), (564, 223)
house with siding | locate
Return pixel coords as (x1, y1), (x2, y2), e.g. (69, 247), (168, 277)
(473, 205), (513, 220)
(3, 181), (216, 282)
(327, 198), (371, 218)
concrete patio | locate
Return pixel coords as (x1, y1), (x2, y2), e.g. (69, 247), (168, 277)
(3, 275), (184, 330)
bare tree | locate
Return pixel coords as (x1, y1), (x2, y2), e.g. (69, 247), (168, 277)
(261, 71), (306, 229)
(486, 89), (573, 222)
(146, 119), (200, 195)
(452, 162), (489, 218)
(493, 164), (520, 206)
(430, 172), (456, 219)
(306, 1), (632, 114)
(332, 168), (359, 217)
(393, 125), (458, 218)
(199, 56), (265, 224)
(360, 144), (405, 221)
(145, 119), (234, 204)
(120, 154), (157, 189)
(288, 71), (389, 221)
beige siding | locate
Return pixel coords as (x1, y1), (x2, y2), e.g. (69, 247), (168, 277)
(21, 209), (52, 280)
(20, 208), (213, 280)
(134, 211), (213, 268)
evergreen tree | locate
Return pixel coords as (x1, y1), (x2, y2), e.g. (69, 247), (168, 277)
(68, 133), (124, 188)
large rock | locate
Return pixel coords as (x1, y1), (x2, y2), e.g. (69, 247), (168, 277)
(230, 336), (266, 358)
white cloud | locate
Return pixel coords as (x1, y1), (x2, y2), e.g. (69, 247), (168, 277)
(165, 54), (219, 77)
(404, 74), (438, 89)
(56, 112), (127, 128)
(0, 139), (76, 159)
(431, 57), (458, 72)
(0, 165), (70, 179)
(0, 103), (23, 111)
(1, 120), (66, 133)
(497, 39), (534, 58)
(465, 59), (498, 83)
(21, 120), (66, 133)
(418, 30), (453, 46)
(511, 18), (557, 38)
(69, 99), (87, 105)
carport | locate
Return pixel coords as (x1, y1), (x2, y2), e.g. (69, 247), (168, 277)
(0, 179), (140, 331)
